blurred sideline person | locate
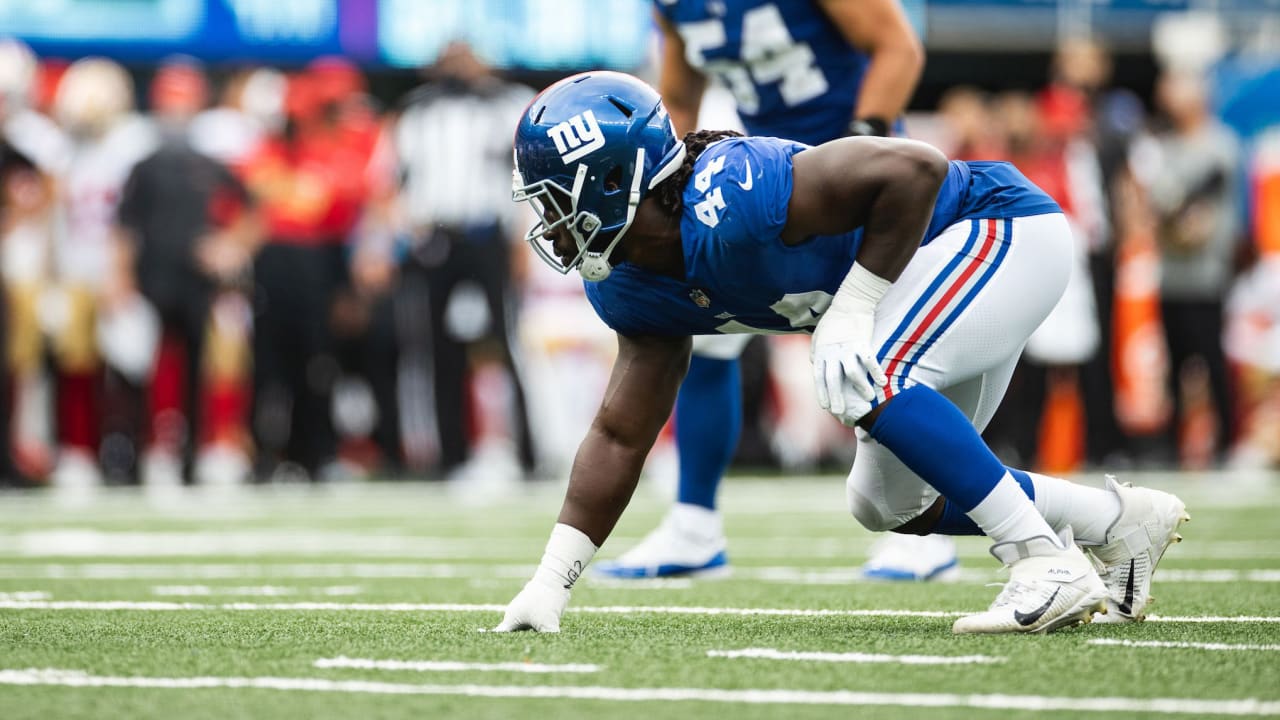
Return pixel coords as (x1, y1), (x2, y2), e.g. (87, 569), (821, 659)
(0, 134), (46, 485)
(596, 0), (951, 582)
(242, 60), (380, 482)
(111, 58), (261, 488)
(302, 57), (404, 477)
(978, 88), (1102, 470)
(189, 67), (284, 171)
(391, 41), (537, 481)
(1147, 70), (1241, 465)
(496, 72), (1188, 634)
(0, 39), (68, 484)
(1048, 38), (1142, 469)
(50, 58), (158, 488)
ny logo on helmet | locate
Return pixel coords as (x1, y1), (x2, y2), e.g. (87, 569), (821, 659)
(547, 110), (605, 164)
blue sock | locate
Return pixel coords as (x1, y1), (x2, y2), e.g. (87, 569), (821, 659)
(933, 467), (1037, 535)
(674, 355), (742, 510)
(868, 384), (1008, 512)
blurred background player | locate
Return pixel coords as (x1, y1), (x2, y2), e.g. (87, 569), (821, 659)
(390, 41), (538, 483)
(595, 0), (952, 581)
(50, 57), (158, 489)
(242, 58), (383, 482)
(111, 57), (261, 489)
(0, 38), (67, 485)
(1147, 68), (1241, 466)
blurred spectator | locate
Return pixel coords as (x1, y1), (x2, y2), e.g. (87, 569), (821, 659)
(112, 57), (261, 488)
(319, 57), (404, 477)
(1224, 255), (1280, 469)
(0, 39), (66, 483)
(1146, 69), (1242, 465)
(937, 86), (1006, 162)
(0, 139), (36, 483)
(390, 41), (537, 481)
(1051, 37), (1146, 468)
(980, 86), (1102, 471)
(51, 57), (158, 488)
(242, 59), (381, 482)
(189, 66), (283, 170)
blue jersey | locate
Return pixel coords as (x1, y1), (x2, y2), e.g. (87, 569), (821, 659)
(585, 137), (1061, 337)
(655, 0), (868, 146)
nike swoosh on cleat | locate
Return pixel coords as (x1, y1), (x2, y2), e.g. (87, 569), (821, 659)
(1118, 559), (1135, 616)
(736, 158), (753, 191)
(1014, 588), (1060, 627)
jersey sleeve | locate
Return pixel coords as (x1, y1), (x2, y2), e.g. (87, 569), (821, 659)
(692, 137), (805, 249)
(583, 264), (718, 338)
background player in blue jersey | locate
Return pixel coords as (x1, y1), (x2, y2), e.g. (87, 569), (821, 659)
(596, 0), (944, 582)
(495, 72), (1188, 635)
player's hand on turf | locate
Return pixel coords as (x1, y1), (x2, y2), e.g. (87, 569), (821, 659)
(810, 303), (887, 425)
(493, 577), (570, 633)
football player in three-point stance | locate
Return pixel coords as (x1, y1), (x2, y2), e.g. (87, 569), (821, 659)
(597, 0), (957, 583)
(495, 72), (1188, 634)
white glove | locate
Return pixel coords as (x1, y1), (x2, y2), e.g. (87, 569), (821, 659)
(494, 576), (571, 632)
(811, 262), (891, 424)
(493, 523), (597, 633)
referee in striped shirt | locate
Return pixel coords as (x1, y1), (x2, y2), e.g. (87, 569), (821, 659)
(393, 41), (537, 478)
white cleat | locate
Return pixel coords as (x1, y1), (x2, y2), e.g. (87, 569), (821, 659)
(1088, 475), (1189, 624)
(862, 534), (960, 582)
(50, 447), (103, 491)
(953, 529), (1107, 635)
(593, 503), (730, 579)
(141, 449), (184, 489)
(194, 444), (252, 488)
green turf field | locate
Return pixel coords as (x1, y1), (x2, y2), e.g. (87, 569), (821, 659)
(1, 472), (1278, 719)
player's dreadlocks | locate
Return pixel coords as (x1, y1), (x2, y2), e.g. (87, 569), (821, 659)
(652, 129), (744, 216)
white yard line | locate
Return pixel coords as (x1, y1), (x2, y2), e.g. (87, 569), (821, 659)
(7, 530), (1278, 560)
(0, 600), (935, 616)
(2, 599), (1279, 623)
(5, 563), (1279, 585)
(1154, 570), (1280, 583)
(0, 668), (1276, 715)
(313, 657), (600, 674)
(0, 563), (537, 580)
(0, 591), (49, 601)
(707, 648), (1004, 665)
(150, 586), (363, 597)
(1146, 615), (1280, 624)
(1088, 639), (1280, 652)
(0, 531), (527, 558)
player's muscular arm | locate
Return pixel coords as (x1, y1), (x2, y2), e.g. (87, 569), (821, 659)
(819, 0), (924, 126)
(558, 333), (692, 546)
(783, 137), (948, 280)
(655, 10), (707, 137)
(789, 138), (948, 420)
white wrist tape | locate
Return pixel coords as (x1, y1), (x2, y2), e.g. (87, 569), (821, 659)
(830, 262), (891, 315)
(531, 523), (598, 591)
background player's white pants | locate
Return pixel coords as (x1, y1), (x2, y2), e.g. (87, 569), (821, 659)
(691, 331), (753, 360)
(846, 213), (1075, 531)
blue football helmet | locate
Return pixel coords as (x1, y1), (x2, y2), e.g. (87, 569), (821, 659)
(512, 71), (686, 282)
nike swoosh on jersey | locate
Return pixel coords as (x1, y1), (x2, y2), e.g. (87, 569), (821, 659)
(736, 158), (753, 191)
(1014, 587), (1060, 626)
